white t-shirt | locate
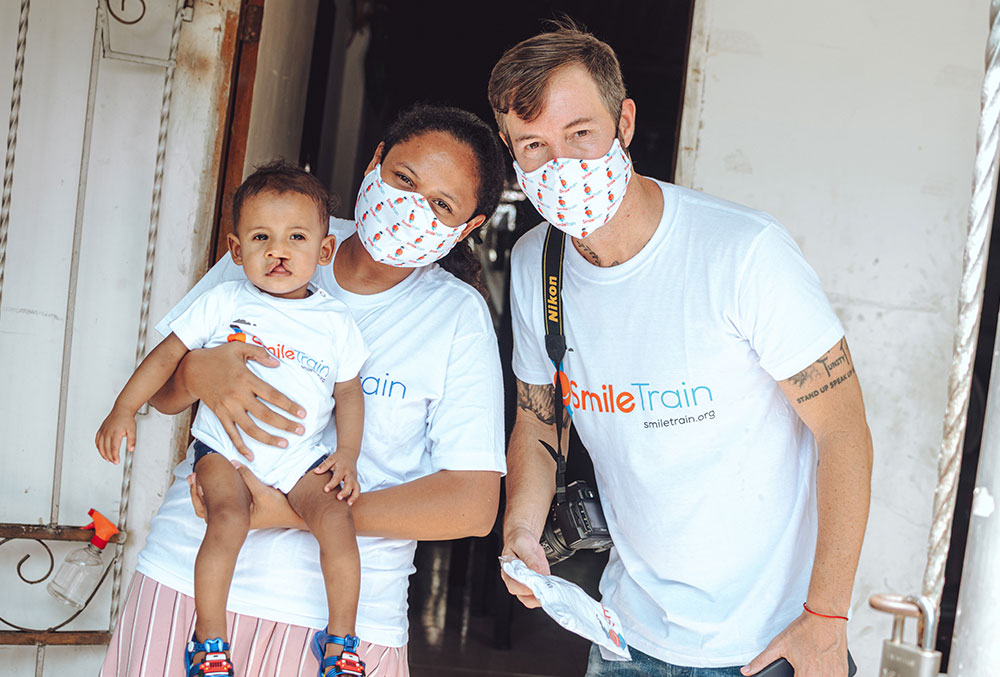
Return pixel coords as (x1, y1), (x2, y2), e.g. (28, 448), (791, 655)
(510, 179), (845, 667)
(169, 279), (368, 492)
(137, 218), (506, 647)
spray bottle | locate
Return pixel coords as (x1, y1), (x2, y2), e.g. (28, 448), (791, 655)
(47, 508), (119, 609)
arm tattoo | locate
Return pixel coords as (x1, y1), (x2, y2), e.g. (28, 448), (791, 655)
(787, 365), (818, 388)
(517, 379), (571, 427)
(787, 338), (856, 404)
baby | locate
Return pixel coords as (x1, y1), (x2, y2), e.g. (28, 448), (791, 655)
(97, 160), (368, 677)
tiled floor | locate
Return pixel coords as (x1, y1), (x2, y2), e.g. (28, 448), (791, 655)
(407, 539), (609, 677)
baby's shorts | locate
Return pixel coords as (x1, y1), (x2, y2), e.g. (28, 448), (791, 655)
(192, 439), (329, 495)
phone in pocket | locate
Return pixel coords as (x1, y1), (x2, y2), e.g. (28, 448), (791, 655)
(756, 651), (857, 676)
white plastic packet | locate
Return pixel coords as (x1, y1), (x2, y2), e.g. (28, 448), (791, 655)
(500, 556), (631, 660)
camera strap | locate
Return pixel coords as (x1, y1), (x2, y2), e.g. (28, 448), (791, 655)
(542, 225), (569, 505)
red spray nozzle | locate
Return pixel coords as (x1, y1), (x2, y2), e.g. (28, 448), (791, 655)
(84, 508), (119, 549)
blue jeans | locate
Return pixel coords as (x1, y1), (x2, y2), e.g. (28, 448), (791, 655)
(585, 644), (745, 677)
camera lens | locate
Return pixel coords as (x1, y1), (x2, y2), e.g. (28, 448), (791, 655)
(540, 511), (574, 564)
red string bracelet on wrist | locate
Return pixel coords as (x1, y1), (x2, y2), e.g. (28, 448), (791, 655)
(803, 602), (848, 621)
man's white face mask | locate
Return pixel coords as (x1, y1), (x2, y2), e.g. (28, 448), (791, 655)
(513, 138), (633, 239)
(354, 164), (468, 267)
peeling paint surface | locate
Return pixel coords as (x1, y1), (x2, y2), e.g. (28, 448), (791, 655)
(971, 487), (995, 518)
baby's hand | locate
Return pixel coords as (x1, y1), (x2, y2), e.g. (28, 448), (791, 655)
(96, 407), (136, 465)
(314, 451), (361, 506)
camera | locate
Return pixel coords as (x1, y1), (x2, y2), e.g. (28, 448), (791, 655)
(539, 479), (613, 565)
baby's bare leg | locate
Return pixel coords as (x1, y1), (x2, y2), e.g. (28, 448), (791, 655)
(193, 453), (252, 649)
(287, 469), (360, 659)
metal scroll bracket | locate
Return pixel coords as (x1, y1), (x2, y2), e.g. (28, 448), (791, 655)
(0, 522), (127, 647)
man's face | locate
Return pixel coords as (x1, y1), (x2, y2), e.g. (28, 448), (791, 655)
(503, 64), (633, 173)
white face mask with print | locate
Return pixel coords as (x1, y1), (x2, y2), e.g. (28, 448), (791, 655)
(354, 164), (468, 267)
(513, 138), (633, 239)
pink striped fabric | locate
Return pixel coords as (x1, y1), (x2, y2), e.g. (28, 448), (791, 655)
(99, 573), (408, 676)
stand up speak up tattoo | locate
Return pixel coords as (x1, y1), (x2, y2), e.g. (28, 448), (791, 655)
(788, 338), (856, 405)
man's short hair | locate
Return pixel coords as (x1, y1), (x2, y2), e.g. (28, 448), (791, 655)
(232, 159), (336, 233)
(487, 21), (627, 141)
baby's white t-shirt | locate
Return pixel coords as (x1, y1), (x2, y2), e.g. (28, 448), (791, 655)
(511, 179), (845, 667)
(169, 279), (368, 492)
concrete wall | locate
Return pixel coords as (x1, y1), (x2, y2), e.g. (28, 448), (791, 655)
(678, 0), (987, 668)
(0, 0), (239, 674)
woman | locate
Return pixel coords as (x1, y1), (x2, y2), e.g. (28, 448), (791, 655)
(100, 105), (507, 677)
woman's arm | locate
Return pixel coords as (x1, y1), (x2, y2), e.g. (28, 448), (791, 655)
(150, 342), (307, 456)
(354, 468), (500, 539)
(190, 463), (501, 539)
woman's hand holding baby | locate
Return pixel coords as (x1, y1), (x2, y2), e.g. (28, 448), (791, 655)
(188, 461), (308, 530)
(95, 407), (136, 464)
(173, 342), (310, 460)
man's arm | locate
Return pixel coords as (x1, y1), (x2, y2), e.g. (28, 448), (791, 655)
(500, 378), (571, 608)
(744, 337), (873, 676)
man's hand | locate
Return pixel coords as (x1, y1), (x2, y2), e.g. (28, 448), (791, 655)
(742, 611), (848, 676)
(176, 342), (308, 459)
(313, 450), (361, 505)
(500, 525), (551, 609)
(188, 461), (305, 530)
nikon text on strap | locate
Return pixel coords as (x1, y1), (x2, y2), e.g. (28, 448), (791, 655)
(541, 225), (568, 504)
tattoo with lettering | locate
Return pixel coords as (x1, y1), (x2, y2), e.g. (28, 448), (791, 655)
(789, 338), (856, 404)
(516, 379), (571, 427)
(572, 239), (621, 268)
(573, 240), (602, 266)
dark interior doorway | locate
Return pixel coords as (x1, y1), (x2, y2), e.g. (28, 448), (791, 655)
(299, 2), (695, 674)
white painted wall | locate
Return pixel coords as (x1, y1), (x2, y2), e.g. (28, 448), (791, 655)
(242, 0), (318, 173)
(0, 0), (238, 674)
(678, 0), (987, 669)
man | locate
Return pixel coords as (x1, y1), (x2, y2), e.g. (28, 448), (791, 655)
(491, 25), (872, 677)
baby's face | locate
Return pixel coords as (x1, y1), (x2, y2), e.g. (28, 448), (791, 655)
(228, 190), (332, 299)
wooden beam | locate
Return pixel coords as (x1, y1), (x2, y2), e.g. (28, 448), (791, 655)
(0, 523), (126, 544)
(0, 631), (111, 646)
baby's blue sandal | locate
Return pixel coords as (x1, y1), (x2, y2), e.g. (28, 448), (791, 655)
(310, 629), (366, 676)
(184, 634), (234, 677)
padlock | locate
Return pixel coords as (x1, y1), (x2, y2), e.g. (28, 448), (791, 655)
(869, 593), (942, 677)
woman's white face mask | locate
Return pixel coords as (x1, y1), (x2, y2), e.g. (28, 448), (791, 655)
(354, 164), (468, 267)
(513, 138), (632, 239)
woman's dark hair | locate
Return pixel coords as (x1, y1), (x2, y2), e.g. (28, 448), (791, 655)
(380, 104), (505, 297)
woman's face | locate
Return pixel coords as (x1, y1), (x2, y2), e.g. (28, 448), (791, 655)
(366, 131), (485, 233)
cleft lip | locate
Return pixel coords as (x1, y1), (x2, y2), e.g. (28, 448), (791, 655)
(266, 260), (291, 276)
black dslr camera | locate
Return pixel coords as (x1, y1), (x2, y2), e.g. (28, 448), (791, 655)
(536, 440), (613, 565)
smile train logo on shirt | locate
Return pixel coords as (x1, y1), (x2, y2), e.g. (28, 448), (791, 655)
(555, 371), (713, 414)
(361, 372), (407, 399)
(226, 325), (330, 382)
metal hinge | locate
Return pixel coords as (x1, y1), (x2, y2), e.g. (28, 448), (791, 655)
(239, 3), (263, 43)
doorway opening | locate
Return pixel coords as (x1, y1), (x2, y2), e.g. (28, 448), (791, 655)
(296, 2), (695, 675)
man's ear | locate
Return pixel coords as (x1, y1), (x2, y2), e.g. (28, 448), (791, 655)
(227, 233), (243, 264)
(318, 234), (337, 265)
(364, 142), (385, 175)
(618, 98), (637, 149)
(497, 129), (512, 153)
(460, 214), (487, 240)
